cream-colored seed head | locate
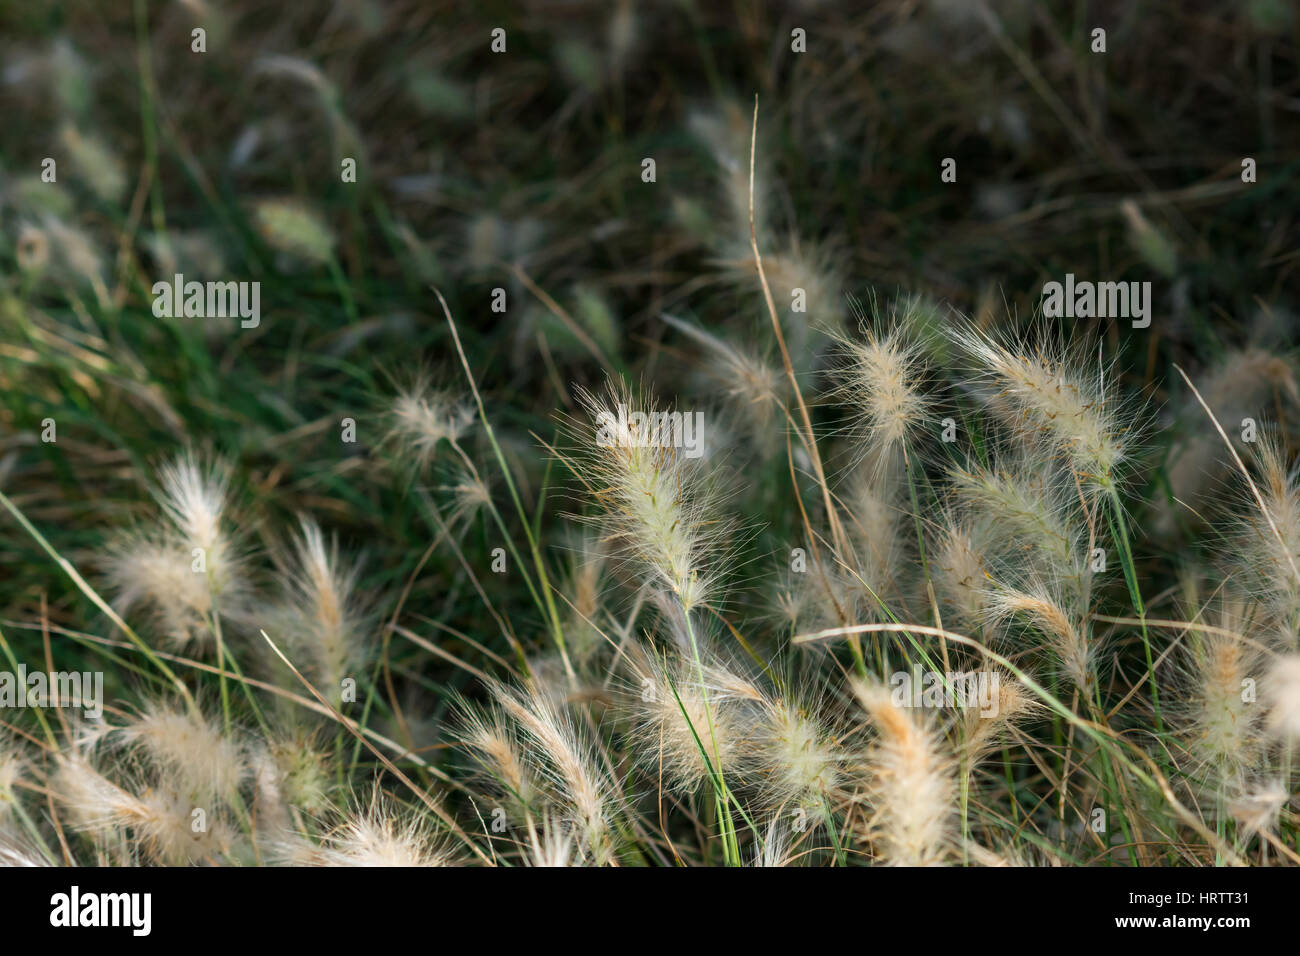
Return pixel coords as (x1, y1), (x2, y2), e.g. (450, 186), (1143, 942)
(853, 679), (953, 866)
(581, 386), (718, 612)
(952, 325), (1125, 489)
(387, 384), (474, 468)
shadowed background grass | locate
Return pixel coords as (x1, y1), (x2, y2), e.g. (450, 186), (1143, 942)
(0, 0), (1297, 863)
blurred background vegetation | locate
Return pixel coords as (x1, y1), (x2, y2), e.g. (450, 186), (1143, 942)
(0, 0), (1297, 741)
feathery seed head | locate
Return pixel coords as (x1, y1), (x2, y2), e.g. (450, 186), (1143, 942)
(112, 703), (247, 804)
(267, 731), (334, 816)
(752, 817), (794, 867)
(559, 533), (611, 667)
(51, 751), (230, 863)
(662, 314), (784, 442)
(853, 679), (953, 866)
(387, 383), (475, 469)
(59, 124), (126, 203)
(15, 222), (49, 272)
(41, 213), (106, 296)
(1239, 439), (1300, 630)
(455, 700), (539, 813)
(252, 198), (335, 266)
(271, 517), (368, 703)
(0, 747), (22, 817)
(985, 581), (1093, 696)
(949, 458), (1083, 586)
(523, 813), (580, 867)
(1265, 653), (1300, 745)
(952, 324), (1128, 490)
(1160, 350), (1298, 532)
(104, 453), (248, 650)
(833, 323), (928, 459)
(303, 801), (458, 867)
(156, 453), (231, 553)
(52, 752), (145, 836)
(932, 516), (992, 626)
(629, 654), (759, 793)
(756, 697), (842, 808)
(578, 384), (720, 612)
(841, 460), (906, 604)
(1228, 780), (1288, 840)
(1173, 597), (1264, 787)
(440, 464), (493, 530)
(486, 678), (613, 863)
(962, 673), (1041, 766)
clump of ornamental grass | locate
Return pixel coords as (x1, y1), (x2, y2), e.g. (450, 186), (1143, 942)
(4, 3), (1300, 873)
(4, 212), (1298, 869)
(9, 305), (1300, 868)
(51, 747), (237, 865)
